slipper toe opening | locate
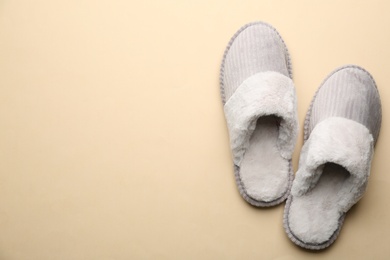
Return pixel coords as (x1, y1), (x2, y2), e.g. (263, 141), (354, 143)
(288, 163), (350, 245)
(240, 115), (290, 202)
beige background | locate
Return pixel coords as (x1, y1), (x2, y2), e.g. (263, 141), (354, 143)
(0, 0), (389, 259)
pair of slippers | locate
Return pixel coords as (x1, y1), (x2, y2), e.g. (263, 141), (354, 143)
(220, 22), (382, 250)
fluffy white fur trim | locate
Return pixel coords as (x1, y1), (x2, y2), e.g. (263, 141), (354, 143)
(224, 71), (298, 166)
(291, 117), (374, 212)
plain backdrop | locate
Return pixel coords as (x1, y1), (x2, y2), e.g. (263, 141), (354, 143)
(0, 0), (389, 259)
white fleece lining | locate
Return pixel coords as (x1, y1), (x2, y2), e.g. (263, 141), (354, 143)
(224, 71), (298, 166)
(288, 117), (374, 244)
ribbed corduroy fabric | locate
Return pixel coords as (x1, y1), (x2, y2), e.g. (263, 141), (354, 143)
(222, 23), (291, 104)
(307, 66), (381, 143)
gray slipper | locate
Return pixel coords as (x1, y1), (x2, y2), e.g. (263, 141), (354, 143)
(283, 65), (382, 250)
(220, 22), (298, 207)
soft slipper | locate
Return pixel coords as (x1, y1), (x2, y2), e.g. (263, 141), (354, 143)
(220, 22), (298, 207)
(283, 65), (382, 250)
